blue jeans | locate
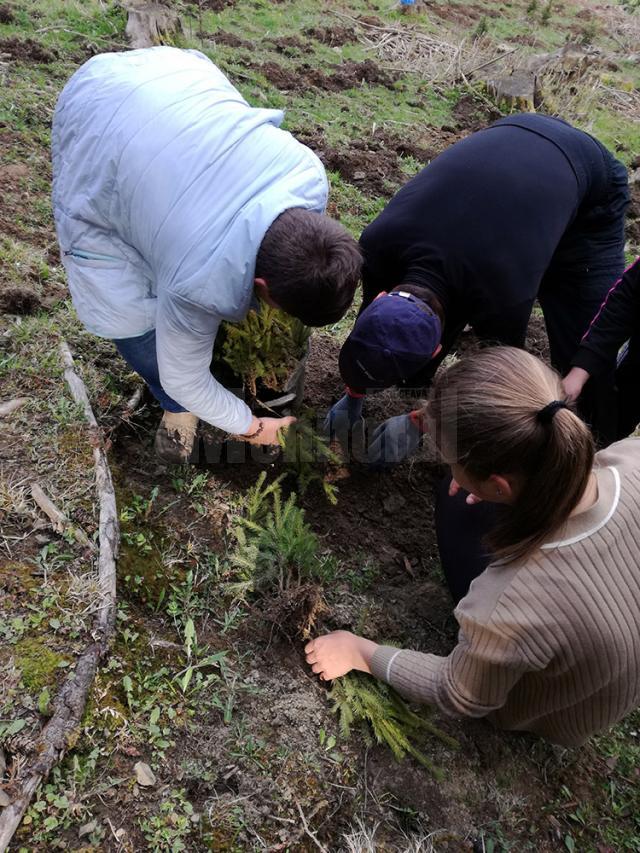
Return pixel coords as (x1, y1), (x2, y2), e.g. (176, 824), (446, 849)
(112, 329), (186, 413)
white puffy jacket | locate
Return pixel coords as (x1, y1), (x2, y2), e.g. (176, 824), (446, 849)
(51, 47), (328, 433)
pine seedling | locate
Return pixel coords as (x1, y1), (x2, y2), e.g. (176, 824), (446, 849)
(329, 672), (459, 778)
(278, 418), (341, 504)
(216, 303), (310, 397)
(231, 472), (323, 592)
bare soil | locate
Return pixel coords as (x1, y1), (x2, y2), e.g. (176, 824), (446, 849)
(199, 0), (237, 11)
(303, 25), (357, 46)
(0, 35), (57, 62)
(260, 58), (398, 94)
(267, 34), (307, 55)
(209, 28), (252, 49)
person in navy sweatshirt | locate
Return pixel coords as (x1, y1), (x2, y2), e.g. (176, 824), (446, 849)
(327, 114), (630, 465)
(564, 257), (640, 439)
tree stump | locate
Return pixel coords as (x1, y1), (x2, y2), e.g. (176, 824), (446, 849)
(483, 71), (536, 112)
(124, 1), (183, 49)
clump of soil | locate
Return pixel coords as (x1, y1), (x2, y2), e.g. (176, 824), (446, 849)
(321, 144), (404, 195)
(452, 92), (500, 131)
(260, 583), (328, 642)
(210, 29), (252, 49)
(200, 0), (237, 10)
(260, 59), (397, 93)
(0, 286), (41, 315)
(268, 34), (306, 54)
(0, 4), (15, 23)
(303, 25), (356, 46)
(357, 14), (384, 27)
(426, 1), (498, 26)
(295, 128), (435, 196)
(0, 36), (57, 63)
(332, 58), (397, 89)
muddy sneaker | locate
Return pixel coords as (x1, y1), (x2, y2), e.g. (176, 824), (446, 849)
(154, 411), (199, 464)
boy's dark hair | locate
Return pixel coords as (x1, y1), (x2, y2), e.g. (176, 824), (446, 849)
(256, 208), (362, 326)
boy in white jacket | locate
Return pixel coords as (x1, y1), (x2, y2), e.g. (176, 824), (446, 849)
(52, 47), (361, 462)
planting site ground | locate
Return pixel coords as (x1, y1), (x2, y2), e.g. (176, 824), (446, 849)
(1, 0), (640, 850)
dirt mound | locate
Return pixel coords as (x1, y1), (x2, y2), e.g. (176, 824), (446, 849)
(210, 29), (252, 48)
(261, 59), (397, 93)
(0, 4), (15, 23)
(268, 34), (307, 54)
(0, 286), (41, 315)
(295, 128), (434, 196)
(426, 1), (498, 26)
(200, 0), (237, 10)
(303, 25), (356, 46)
(0, 36), (57, 63)
(452, 93), (500, 131)
(333, 59), (397, 89)
(357, 14), (384, 27)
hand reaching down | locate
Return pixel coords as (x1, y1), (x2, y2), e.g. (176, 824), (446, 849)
(304, 631), (378, 681)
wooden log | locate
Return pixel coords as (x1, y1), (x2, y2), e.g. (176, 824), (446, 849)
(0, 398), (29, 417)
(0, 342), (119, 851)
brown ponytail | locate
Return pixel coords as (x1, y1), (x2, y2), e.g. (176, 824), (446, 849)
(427, 346), (595, 562)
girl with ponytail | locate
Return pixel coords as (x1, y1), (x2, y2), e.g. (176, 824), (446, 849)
(306, 347), (640, 746)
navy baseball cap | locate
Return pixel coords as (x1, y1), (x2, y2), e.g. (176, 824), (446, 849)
(339, 291), (442, 391)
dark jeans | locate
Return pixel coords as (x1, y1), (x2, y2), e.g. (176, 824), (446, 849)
(435, 475), (501, 604)
(616, 337), (640, 439)
(112, 328), (185, 413)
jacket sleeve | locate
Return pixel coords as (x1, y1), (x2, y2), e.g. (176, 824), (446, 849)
(571, 258), (640, 378)
(370, 612), (533, 718)
(155, 289), (254, 434)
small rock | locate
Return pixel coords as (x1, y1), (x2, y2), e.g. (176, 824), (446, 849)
(353, 170), (366, 180)
(78, 820), (98, 838)
(134, 761), (156, 787)
(0, 790), (11, 808)
(629, 168), (640, 186)
(382, 492), (407, 514)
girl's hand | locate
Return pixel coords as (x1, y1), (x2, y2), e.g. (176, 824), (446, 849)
(240, 416), (296, 446)
(304, 631), (379, 681)
(449, 477), (483, 505)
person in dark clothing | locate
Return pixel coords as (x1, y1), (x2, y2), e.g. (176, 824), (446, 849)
(328, 113), (630, 465)
(563, 257), (640, 439)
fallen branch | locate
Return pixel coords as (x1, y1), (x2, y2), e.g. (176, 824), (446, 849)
(0, 342), (118, 851)
(30, 482), (95, 550)
(124, 384), (144, 414)
(0, 398), (29, 417)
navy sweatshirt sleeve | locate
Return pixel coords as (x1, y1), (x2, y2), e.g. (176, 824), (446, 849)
(572, 258), (640, 377)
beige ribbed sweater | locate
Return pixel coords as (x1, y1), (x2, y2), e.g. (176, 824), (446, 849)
(371, 437), (640, 747)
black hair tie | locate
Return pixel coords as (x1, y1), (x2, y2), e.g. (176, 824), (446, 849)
(536, 400), (569, 425)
